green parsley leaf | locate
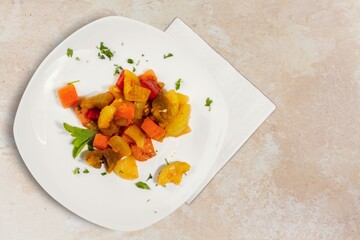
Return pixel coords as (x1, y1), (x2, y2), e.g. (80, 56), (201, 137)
(75, 56), (80, 61)
(67, 48), (73, 57)
(127, 58), (134, 64)
(67, 80), (80, 85)
(96, 42), (114, 60)
(72, 137), (91, 158)
(165, 158), (169, 165)
(146, 173), (153, 181)
(73, 167), (80, 175)
(87, 139), (94, 151)
(98, 53), (105, 59)
(205, 97), (213, 111)
(135, 181), (151, 190)
(83, 168), (89, 174)
(141, 54), (145, 57)
(101, 172), (107, 176)
(132, 67), (136, 72)
(114, 64), (123, 75)
(175, 79), (182, 90)
(87, 145), (94, 151)
(77, 105), (82, 111)
(63, 123), (97, 158)
(64, 123), (96, 139)
(163, 53), (173, 59)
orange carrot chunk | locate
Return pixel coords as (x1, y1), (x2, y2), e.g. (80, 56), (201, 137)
(58, 84), (79, 108)
(115, 102), (135, 120)
(141, 117), (166, 141)
(93, 133), (109, 150)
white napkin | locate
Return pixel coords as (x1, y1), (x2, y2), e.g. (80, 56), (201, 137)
(164, 18), (276, 203)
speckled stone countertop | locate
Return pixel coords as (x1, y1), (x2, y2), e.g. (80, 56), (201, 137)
(1, 1), (360, 239)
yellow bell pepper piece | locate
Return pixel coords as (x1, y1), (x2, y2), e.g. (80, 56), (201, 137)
(157, 161), (191, 186)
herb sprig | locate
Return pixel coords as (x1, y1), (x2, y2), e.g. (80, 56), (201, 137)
(63, 123), (97, 158)
(205, 97), (213, 111)
(163, 53), (173, 59)
(175, 79), (182, 90)
(146, 173), (153, 181)
(135, 181), (151, 190)
(67, 48), (73, 57)
(114, 64), (123, 75)
(97, 42), (114, 60)
(67, 80), (80, 85)
(73, 167), (80, 175)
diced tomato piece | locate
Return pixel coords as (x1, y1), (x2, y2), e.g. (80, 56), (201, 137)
(116, 70), (125, 90)
(131, 138), (156, 161)
(140, 80), (162, 100)
(86, 108), (101, 121)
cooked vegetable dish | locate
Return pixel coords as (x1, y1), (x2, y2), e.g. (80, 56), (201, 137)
(58, 69), (191, 186)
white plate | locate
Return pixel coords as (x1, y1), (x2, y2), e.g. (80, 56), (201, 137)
(13, 16), (228, 231)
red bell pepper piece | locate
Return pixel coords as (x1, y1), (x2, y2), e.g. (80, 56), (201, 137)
(86, 108), (101, 120)
(116, 70), (125, 90)
(140, 80), (162, 100)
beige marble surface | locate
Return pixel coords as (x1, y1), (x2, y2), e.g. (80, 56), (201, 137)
(1, 0), (360, 239)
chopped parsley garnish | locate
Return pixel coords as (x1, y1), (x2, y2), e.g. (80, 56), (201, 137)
(97, 42), (114, 60)
(146, 173), (153, 181)
(127, 58), (134, 64)
(175, 79), (182, 90)
(165, 158), (169, 165)
(205, 97), (213, 111)
(132, 67), (136, 72)
(163, 53), (173, 59)
(63, 123), (97, 158)
(73, 167), (80, 175)
(77, 105), (82, 111)
(83, 168), (89, 174)
(75, 56), (80, 61)
(141, 54), (144, 57)
(146, 199), (151, 202)
(114, 64), (123, 75)
(67, 48), (73, 57)
(101, 172), (107, 176)
(135, 181), (151, 190)
(87, 138), (94, 151)
(67, 80), (80, 85)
